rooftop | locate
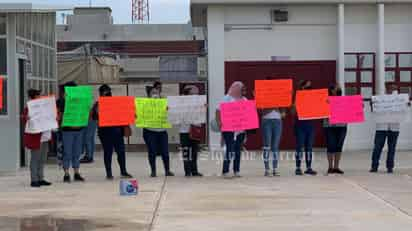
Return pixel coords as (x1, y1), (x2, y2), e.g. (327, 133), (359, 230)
(191, 0), (412, 4)
(0, 3), (71, 13)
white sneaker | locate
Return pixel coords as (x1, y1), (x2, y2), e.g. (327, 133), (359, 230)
(233, 172), (242, 178)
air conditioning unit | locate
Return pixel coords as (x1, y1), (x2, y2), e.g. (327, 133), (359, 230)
(272, 9), (288, 22)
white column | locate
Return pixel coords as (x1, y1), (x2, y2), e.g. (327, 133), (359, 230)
(207, 6), (225, 150)
(337, 4), (345, 94)
(377, 4), (386, 95)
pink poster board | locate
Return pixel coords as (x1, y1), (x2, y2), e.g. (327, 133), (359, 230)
(220, 100), (259, 132)
(329, 95), (365, 124)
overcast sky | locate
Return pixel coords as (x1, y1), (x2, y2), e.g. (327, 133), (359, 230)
(0, 0), (191, 24)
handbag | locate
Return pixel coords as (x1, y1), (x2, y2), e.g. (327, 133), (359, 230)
(24, 133), (41, 150)
(123, 125), (132, 137)
(189, 125), (202, 141)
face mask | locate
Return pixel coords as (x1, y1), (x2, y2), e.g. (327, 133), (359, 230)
(392, 90), (399, 94)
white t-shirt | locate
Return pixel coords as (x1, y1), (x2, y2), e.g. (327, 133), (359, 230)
(41, 131), (52, 142)
(263, 110), (281, 120)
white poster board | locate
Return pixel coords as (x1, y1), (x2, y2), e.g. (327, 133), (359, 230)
(25, 96), (58, 133)
(167, 95), (207, 125)
(372, 94), (410, 123)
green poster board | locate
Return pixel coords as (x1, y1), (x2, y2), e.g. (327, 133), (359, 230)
(62, 86), (93, 127)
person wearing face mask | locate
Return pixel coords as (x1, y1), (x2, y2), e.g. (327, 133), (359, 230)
(370, 84), (404, 174)
(293, 80), (317, 176)
(323, 85), (347, 175)
(143, 85), (175, 177)
(216, 81), (247, 178)
(92, 84), (133, 180)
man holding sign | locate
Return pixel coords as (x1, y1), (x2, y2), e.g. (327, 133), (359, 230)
(370, 85), (410, 173)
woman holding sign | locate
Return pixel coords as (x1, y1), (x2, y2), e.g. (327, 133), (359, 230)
(58, 81), (86, 183)
(323, 85), (347, 175)
(22, 89), (52, 188)
(143, 86), (175, 177)
(92, 84), (133, 180)
(216, 81), (247, 178)
(293, 80), (317, 176)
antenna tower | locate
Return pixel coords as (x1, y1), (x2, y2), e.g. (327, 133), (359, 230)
(132, 0), (150, 24)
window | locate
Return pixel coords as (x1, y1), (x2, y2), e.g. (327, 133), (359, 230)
(344, 53), (375, 99)
(385, 52), (412, 97)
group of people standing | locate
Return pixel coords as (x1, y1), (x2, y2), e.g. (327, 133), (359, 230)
(215, 80), (403, 178)
(23, 79), (403, 187)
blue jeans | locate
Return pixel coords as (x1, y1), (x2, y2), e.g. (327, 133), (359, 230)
(143, 129), (170, 174)
(262, 119), (282, 170)
(294, 122), (315, 169)
(83, 120), (97, 160)
(371, 130), (399, 170)
(222, 132), (245, 174)
(62, 130), (83, 170)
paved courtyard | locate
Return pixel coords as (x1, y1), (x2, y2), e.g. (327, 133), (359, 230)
(1, 150), (412, 230)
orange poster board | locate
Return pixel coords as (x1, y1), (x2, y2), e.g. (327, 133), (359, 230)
(296, 89), (330, 120)
(98, 96), (136, 127)
(255, 79), (293, 108)
(0, 78), (3, 110)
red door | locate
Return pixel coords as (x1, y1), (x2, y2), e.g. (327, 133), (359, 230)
(225, 61), (336, 150)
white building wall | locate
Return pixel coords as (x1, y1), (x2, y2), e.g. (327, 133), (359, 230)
(224, 5), (338, 61)
(344, 5), (377, 53)
(57, 24), (194, 42)
(206, 3), (412, 150)
(384, 4), (412, 52)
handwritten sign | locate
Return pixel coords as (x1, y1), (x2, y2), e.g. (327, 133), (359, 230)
(220, 100), (259, 132)
(0, 77), (3, 110)
(62, 86), (93, 127)
(255, 79), (293, 108)
(25, 96), (58, 133)
(372, 94), (409, 113)
(329, 95), (364, 124)
(167, 95), (207, 125)
(135, 98), (171, 129)
(98, 96), (135, 127)
(296, 89), (330, 120)
(372, 94), (410, 123)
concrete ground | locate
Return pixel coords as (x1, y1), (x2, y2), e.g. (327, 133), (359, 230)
(2, 150), (412, 230)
